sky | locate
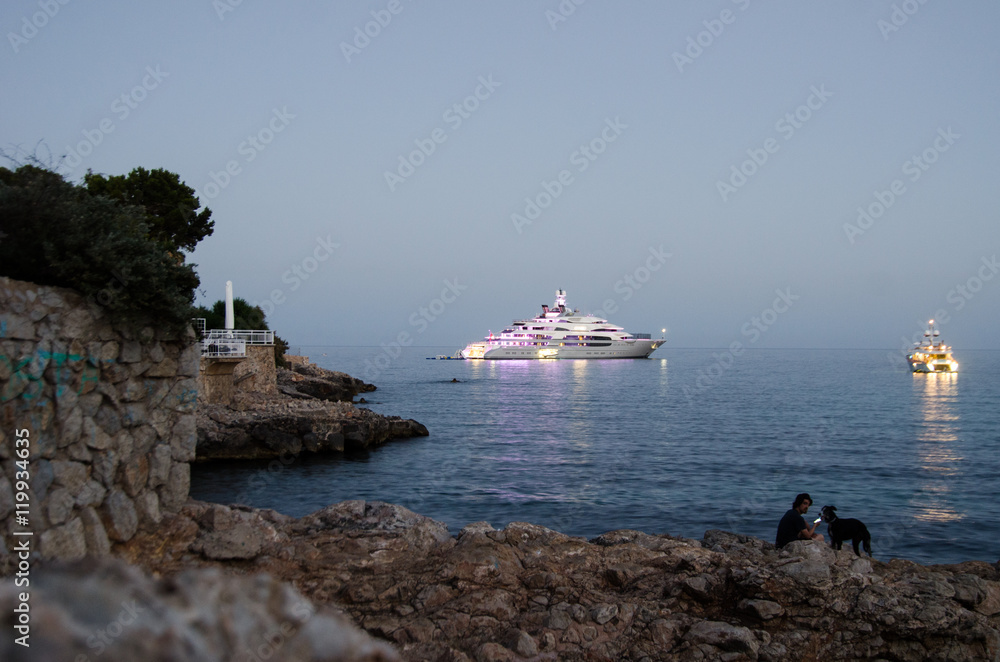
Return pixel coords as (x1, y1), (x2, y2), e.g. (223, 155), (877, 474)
(3, 1), (999, 351)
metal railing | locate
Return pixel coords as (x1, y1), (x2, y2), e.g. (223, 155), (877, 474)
(202, 329), (274, 345)
(201, 338), (247, 358)
(198, 329), (273, 357)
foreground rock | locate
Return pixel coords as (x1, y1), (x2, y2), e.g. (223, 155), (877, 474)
(120, 500), (1000, 661)
(0, 556), (399, 662)
(196, 391), (428, 460)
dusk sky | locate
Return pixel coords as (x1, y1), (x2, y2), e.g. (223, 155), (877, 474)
(4, 1), (999, 351)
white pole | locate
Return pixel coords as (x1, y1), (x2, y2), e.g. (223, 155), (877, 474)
(225, 280), (235, 331)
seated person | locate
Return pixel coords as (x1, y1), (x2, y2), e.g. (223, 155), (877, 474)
(775, 492), (825, 548)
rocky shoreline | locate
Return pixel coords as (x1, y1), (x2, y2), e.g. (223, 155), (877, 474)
(4, 316), (998, 661)
(111, 499), (999, 661)
(196, 363), (428, 461)
(180, 362), (997, 660)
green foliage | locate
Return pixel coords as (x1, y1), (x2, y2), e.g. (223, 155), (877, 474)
(191, 297), (267, 331)
(0, 165), (201, 332)
(84, 166), (214, 254)
(274, 334), (290, 369)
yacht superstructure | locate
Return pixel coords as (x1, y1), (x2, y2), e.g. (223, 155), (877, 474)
(906, 319), (959, 373)
(461, 290), (663, 360)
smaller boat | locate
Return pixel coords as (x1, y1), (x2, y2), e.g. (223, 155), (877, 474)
(426, 351), (466, 360)
(906, 320), (959, 373)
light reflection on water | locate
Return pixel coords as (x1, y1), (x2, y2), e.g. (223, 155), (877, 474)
(912, 372), (964, 523)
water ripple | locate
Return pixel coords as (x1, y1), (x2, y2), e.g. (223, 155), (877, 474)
(191, 348), (1000, 565)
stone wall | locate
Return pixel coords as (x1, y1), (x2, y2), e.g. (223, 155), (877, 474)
(196, 357), (243, 405)
(232, 344), (277, 395)
(197, 344), (276, 405)
(0, 277), (199, 566)
(283, 354), (311, 368)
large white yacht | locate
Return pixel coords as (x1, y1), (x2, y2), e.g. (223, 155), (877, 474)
(461, 290), (664, 360)
(906, 319), (959, 373)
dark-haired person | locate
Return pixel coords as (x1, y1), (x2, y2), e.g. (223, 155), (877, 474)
(775, 493), (825, 548)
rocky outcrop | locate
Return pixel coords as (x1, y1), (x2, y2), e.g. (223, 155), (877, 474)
(278, 363), (375, 402)
(0, 556), (400, 662)
(121, 500), (1000, 661)
(196, 392), (428, 460)
(195, 357), (416, 460)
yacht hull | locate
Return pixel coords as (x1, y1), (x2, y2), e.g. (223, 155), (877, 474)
(906, 358), (957, 373)
(463, 340), (660, 360)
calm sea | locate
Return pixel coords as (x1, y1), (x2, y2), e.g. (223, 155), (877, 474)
(191, 347), (1000, 566)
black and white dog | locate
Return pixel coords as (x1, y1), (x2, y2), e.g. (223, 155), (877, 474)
(820, 505), (872, 557)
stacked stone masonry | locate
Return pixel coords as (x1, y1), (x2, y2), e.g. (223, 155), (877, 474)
(0, 277), (199, 566)
(232, 343), (277, 395)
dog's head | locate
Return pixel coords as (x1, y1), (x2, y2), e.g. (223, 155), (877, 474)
(820, 505), (837, 522)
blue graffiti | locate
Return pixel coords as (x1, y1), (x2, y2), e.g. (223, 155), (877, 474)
(1, 347), (198, 423)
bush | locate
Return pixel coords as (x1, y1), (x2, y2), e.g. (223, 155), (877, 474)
(274, 334), (290, 369)
(0, 165), (201, 333)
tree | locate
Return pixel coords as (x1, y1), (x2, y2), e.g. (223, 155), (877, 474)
(191, 297), (267, 331)
(0, 164), (201, 332)
(84, 166), (213, 254)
